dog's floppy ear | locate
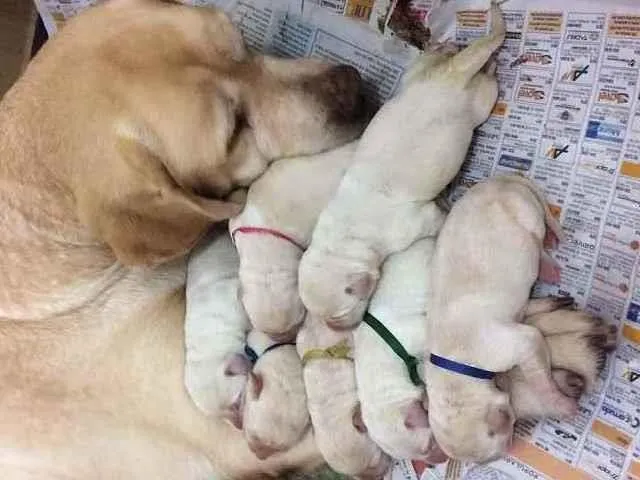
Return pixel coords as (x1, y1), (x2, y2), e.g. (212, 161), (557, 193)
(76, 136), (242, 267)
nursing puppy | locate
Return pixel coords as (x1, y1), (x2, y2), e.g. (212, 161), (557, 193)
(242, 330), (310, 461)
(297, 316), (391, 478)
(425, 174), (588, 463)
(355, 239), (615, 461)
(298, 2), (505, 329)
(353, 237), (442, 462)
(184, 228), (251, 428)
(230, 143), (357, 338)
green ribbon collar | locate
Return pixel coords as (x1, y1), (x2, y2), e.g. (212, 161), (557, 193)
(363, 312), (424, 387)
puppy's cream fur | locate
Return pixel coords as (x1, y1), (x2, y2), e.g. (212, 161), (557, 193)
(0, 0), (366, 477)
(297, 316), (391, 478)
(354, 238), (442, 462)
(230, 143), (357, 337)
(298, 3), (505, 329)
(356, 239), (614, 461)
(184, 228), (250, 427)
(243, 330), (310, 461)
(426, 175), (579, 463)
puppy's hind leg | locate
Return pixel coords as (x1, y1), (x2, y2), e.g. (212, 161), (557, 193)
(525, 308), (610, 337)
(523, 296), (575, 318)
(401, 42), (458, 87)
(544, 324), (617, 391)
(418, 201), (447, 238)
(449, 1), (506, 85)
(498, 367), (584, 419)
(492, 323), (578, 418)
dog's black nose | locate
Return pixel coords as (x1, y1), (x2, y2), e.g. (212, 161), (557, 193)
(308, 64), (366, 123)
(325, 65), (364, 120)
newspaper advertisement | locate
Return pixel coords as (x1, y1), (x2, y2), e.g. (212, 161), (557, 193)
(31, 0), (640, 478)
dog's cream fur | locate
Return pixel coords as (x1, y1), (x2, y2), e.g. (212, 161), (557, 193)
(356, 238), (615, 461)
(242, 330), (310, 461)
(298, 3), (505, 330)
(0, 0), (366, 477)
(230, 143), (357, 337)
(296, 316), (391, 478)
(185, 228), (251, 428)
(425, 175), (587, 463)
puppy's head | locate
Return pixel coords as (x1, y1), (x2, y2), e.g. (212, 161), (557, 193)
(298, 249), (379, 329)
(428, 382), (514, 463)
(218, 353), (252, 430)
(387, 399), (449, 464)
(57, 0), (367, 266)
(235, 235), (305, 339)
(242, 348), (309, 460)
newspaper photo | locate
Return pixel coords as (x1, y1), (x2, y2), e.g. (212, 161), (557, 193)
(31, 0), (640, 479)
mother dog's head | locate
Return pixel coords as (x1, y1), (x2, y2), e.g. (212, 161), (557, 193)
(18, 0), (367, 267)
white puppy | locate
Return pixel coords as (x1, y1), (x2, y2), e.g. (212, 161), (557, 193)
(356, 238), (615, 461)
(229, 143), (357, 338)
(184, 228), (251, 429)
(298, 2), (506, 329)
(354, 237), (445, 462)
(297, 315), (391, 478)
(425, 174), (580, 463)
(242, 330), (310, 460)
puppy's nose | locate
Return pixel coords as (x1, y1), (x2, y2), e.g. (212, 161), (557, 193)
(313, 65), (366, 123)
(248, 442), (280, 460)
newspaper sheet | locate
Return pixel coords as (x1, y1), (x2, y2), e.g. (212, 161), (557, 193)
(31, 0), (640, 479)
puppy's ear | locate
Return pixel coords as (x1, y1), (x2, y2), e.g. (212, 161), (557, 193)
(76, 136), (242, 267)
(224, 399), (244, 430)
(248, 372), (263, 400)
(224, 354), (251, 377)
(486, 405), (513, 436)
(404, 399), (429, 430)
(352, 402), (368, 433)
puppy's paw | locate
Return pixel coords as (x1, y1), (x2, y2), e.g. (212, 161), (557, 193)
(524, 296), (575, 318)
(403, 42), (458, 86)
(545, 315), (617, 391)
(587, 323), (618, 372)
(527, 308), (601, 337)
(427, 40), (459, 57)
(552, 369), (585, 399)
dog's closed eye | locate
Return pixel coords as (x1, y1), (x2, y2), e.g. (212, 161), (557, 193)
(226, 110), (248, 155)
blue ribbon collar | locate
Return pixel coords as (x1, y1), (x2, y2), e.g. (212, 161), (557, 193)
(429, 353), (496, 380)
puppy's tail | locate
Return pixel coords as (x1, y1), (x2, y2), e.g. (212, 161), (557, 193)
(496, 174), (566, 243)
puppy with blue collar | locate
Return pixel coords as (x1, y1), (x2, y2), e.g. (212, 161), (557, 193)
(355, 236), (615, 464)
(425, 174), (591, 463)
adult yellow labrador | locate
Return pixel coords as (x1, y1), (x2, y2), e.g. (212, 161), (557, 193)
(0, 0), (367, 477)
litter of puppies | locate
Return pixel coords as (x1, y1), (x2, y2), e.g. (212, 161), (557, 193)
(184, 2), (617, 477)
